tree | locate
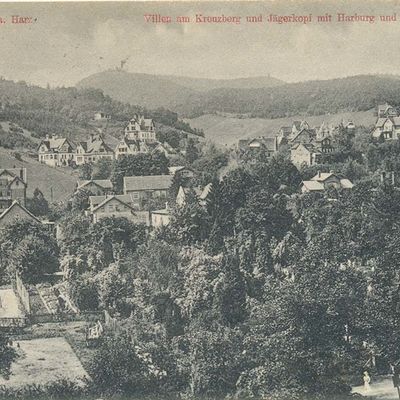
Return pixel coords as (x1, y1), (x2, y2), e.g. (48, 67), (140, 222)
(185, 138), (200, 164)
(79, 163), (93, 180)
(92, 158), (113, 180)
(26, 188), (49, 217)
(10, 235), (59, 283)
(0, 220), (59, 283)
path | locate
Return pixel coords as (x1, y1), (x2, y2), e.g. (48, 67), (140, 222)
(0, 288), (23, 318)
(352, 377), (399, 399)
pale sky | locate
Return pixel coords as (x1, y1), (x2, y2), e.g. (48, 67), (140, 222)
(0, 0), (400, 87)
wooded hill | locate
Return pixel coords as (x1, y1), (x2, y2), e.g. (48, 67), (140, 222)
(78, 72), (400, 119)
(0, 78), (200, 147)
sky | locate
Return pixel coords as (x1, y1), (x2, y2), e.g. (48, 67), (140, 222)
(1, 0), (400, 87)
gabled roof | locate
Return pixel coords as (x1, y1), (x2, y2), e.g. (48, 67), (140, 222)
(340, 179), (354, 189)
(291, 143), (321, 154)
(124, 175), (173, 192)
(311, 172), (335, 182)
(77, 179), (113, 191)
(0, 201), (41, 224)
(290, 128), (315, 143)
(39, 137), (74, 152)
(301, 180), (324, 191)
(0, 168), (27, 184)
(292, 121), (302, 131)
(199, 183), (212, 200)
(91, 195), (136, 213)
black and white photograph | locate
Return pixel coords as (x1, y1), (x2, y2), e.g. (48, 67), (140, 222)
(1, 0), (400, 399)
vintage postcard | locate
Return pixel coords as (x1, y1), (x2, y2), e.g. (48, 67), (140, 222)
(0, 0), (399, 399)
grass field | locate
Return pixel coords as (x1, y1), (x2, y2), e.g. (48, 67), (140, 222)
(0, 337), (89, 388)
(0, 147), (77, 203)
(187, 110), (376, 146)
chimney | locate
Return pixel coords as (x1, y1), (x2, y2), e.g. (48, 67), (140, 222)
(318, 170), (321, 178)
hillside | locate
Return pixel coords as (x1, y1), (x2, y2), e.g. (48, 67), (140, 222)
(161, 74), (284, 92)
(76, 70), (284, 110)
(187, 110), (376, 146)
(77, 72), (400, 120)
(0, 148), (77, 202)
(0, 78), (199, 146)
(180, 75), (400, 118)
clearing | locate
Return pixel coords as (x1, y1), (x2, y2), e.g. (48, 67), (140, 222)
(0, 336), (89, 388)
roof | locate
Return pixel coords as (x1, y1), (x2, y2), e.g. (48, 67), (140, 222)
(77, 179), (113, 191)
(301, 180), (324, 191)
(91, 195), (136, 213)
(292, 121), (302, 130)
(152, 208), (170, 215)
(169, 166), (191, 175)
(279, 126), (291, 133)
(0, 201), (41, 224)
(291, 143), (321, 154)
(124, 175), (173, 192)
(311, 172), (335, 182)
(0, 168), (27, 184)
(340, 179), (354, 189)
(290, 128), (315, 143)
(200, 183), (212, 200)
(89, 194), (135, 208)
(39, 137), (74, 152)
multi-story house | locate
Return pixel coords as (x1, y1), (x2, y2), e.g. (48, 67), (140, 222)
(0, 168), (27, 212)
(377, 103), (397, 118)
(124, 115), (156, 141)
(87, 194), (150, 225)
(290, 143), (322, 168)
(123, 175), (173, 209)
(114, 138), (150, 159)
(38, 136), (75, 167)
(372, 116), (400, 141)
(74, 134), (114, 165)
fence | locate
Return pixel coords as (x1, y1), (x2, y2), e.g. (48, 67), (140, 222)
(0, 317), (28, 328)
(15, 273), (30, 314)
(104, 310), (120, 332)
(29, 311), (104, 325)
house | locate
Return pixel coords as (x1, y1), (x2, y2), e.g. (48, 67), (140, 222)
(168, 166), (195, 180)
(115, 138), (150, 159)
(240, 137), (278, 157)
(0, 168), (27, 212)
(124, 115), (156, 141)
(76, 179), (113, 196)
(123, 175), (174, 209)
(314, 137), (334, 153)
(0, 200), (40, 228)
(372, 116), (400, 141)
(94, 112), (111, 121)
(87, 194), (150, 225)
(301, 171), (354, 193)
(377, 103), (397, 118)
(38, 136), (75, 167)
(74, 134), (114, 165)
(291, 143), (322, 168)
(149, 142), (177, 157)
(151, 208), (171, 227)
(176, 186), (204, 207)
